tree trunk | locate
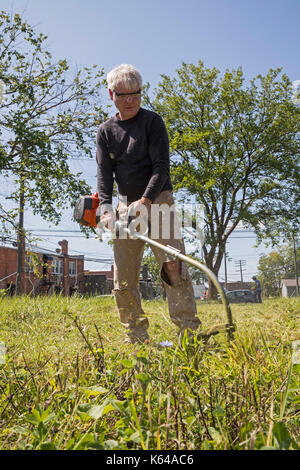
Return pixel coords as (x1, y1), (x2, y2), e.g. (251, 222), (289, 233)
(16, 177), (25, 295)
(204, 243), (225, 300)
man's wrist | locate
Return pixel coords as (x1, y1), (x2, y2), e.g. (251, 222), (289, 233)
(99, 203), (114, 216)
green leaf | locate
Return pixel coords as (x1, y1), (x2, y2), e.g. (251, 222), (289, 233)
(183, 416), (196, 426)
(129, 430), (141, 443)
(136, 373), (151, 385)
(40, 441), (56, 450)
(80, 385), (108, 397)
(214, 404), (225, 418)
(74, 433), (100, 450)
(208, 427), (222, 445)
(273, 422), (292, 449)
(120, 359), (136, 368)
(25, 410), (40, 425)
(87, 403), (114, 420)
(12, 425), (30, 435)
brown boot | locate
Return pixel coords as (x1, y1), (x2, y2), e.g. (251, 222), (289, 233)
(124, 330), (150, 344)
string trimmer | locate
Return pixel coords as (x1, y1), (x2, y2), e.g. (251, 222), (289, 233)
(74, 194), (235, 342)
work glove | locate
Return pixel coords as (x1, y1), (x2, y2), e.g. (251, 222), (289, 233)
(94, 211), (115, 241)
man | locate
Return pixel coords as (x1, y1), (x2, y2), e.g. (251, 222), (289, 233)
(96, 64), (201, 344)
(252, 276), (262, 303)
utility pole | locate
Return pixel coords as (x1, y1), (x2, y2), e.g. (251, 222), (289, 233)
(223, 241), (230, 291)
(16, 174), (25, 295)
(223, 241), (232, 291)
(224, 249), (228, 291)
(292, 234), (299, 295)
(235, 259), (246, 285)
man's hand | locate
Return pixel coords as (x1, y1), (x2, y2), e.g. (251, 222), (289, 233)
(128, 197), (152, 217)
(100, 210), (115, 231)
(127, 197), (151, 237)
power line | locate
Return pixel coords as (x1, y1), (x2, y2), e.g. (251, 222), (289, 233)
(29, 238), (111, 258)
(2, 237), (113, 263)
(67, 158), (95, 161)
(27, 229), (87, 232)
(30, 234), (93, 238)
(26, 228), (258, 237)
(30, 243), (113, 262)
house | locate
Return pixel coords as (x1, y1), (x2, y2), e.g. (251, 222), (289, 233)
(1, 241), (162, 299)
(281, 278), (300, 297)
(0, 240), (84, 296)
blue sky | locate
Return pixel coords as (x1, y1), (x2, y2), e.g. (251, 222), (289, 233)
(1, 0), (299, 281)
(2, 0), (298, 85)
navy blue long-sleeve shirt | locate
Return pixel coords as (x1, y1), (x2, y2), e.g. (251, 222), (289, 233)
(96, 108), (173, 212)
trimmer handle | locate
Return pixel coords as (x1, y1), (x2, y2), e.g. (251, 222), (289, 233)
(115, 203), (149, 238)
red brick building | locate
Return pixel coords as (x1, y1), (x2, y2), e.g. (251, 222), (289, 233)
(0, 240), (84, 296)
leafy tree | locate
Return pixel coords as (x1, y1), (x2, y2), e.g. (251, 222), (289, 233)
(257, 243), (300, 296)
(0, 11), (106, 235)
(142, 250), (161, 287)
(144, 61), (300, 298)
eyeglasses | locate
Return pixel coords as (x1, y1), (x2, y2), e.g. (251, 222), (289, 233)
(113, 89), (141, 100)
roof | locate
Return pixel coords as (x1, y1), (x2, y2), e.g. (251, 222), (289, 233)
(0, 243), (84, 259)
(281, 278), (300, 287)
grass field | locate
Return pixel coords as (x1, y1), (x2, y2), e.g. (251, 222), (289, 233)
(0, 294), (299, 450)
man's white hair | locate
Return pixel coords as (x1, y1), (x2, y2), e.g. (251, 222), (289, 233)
(107, 64), (143, 91)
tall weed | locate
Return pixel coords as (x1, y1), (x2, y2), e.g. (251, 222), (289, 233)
(0, 295), (299, 450)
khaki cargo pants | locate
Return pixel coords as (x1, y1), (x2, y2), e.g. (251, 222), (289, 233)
(113, 190), (201, 342)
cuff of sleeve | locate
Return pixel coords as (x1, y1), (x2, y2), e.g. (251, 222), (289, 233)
(98, 203), (114, 216)
(142, 189), (156, 202)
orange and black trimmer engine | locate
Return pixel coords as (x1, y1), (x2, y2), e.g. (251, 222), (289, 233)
(74, 192), (100, 228)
